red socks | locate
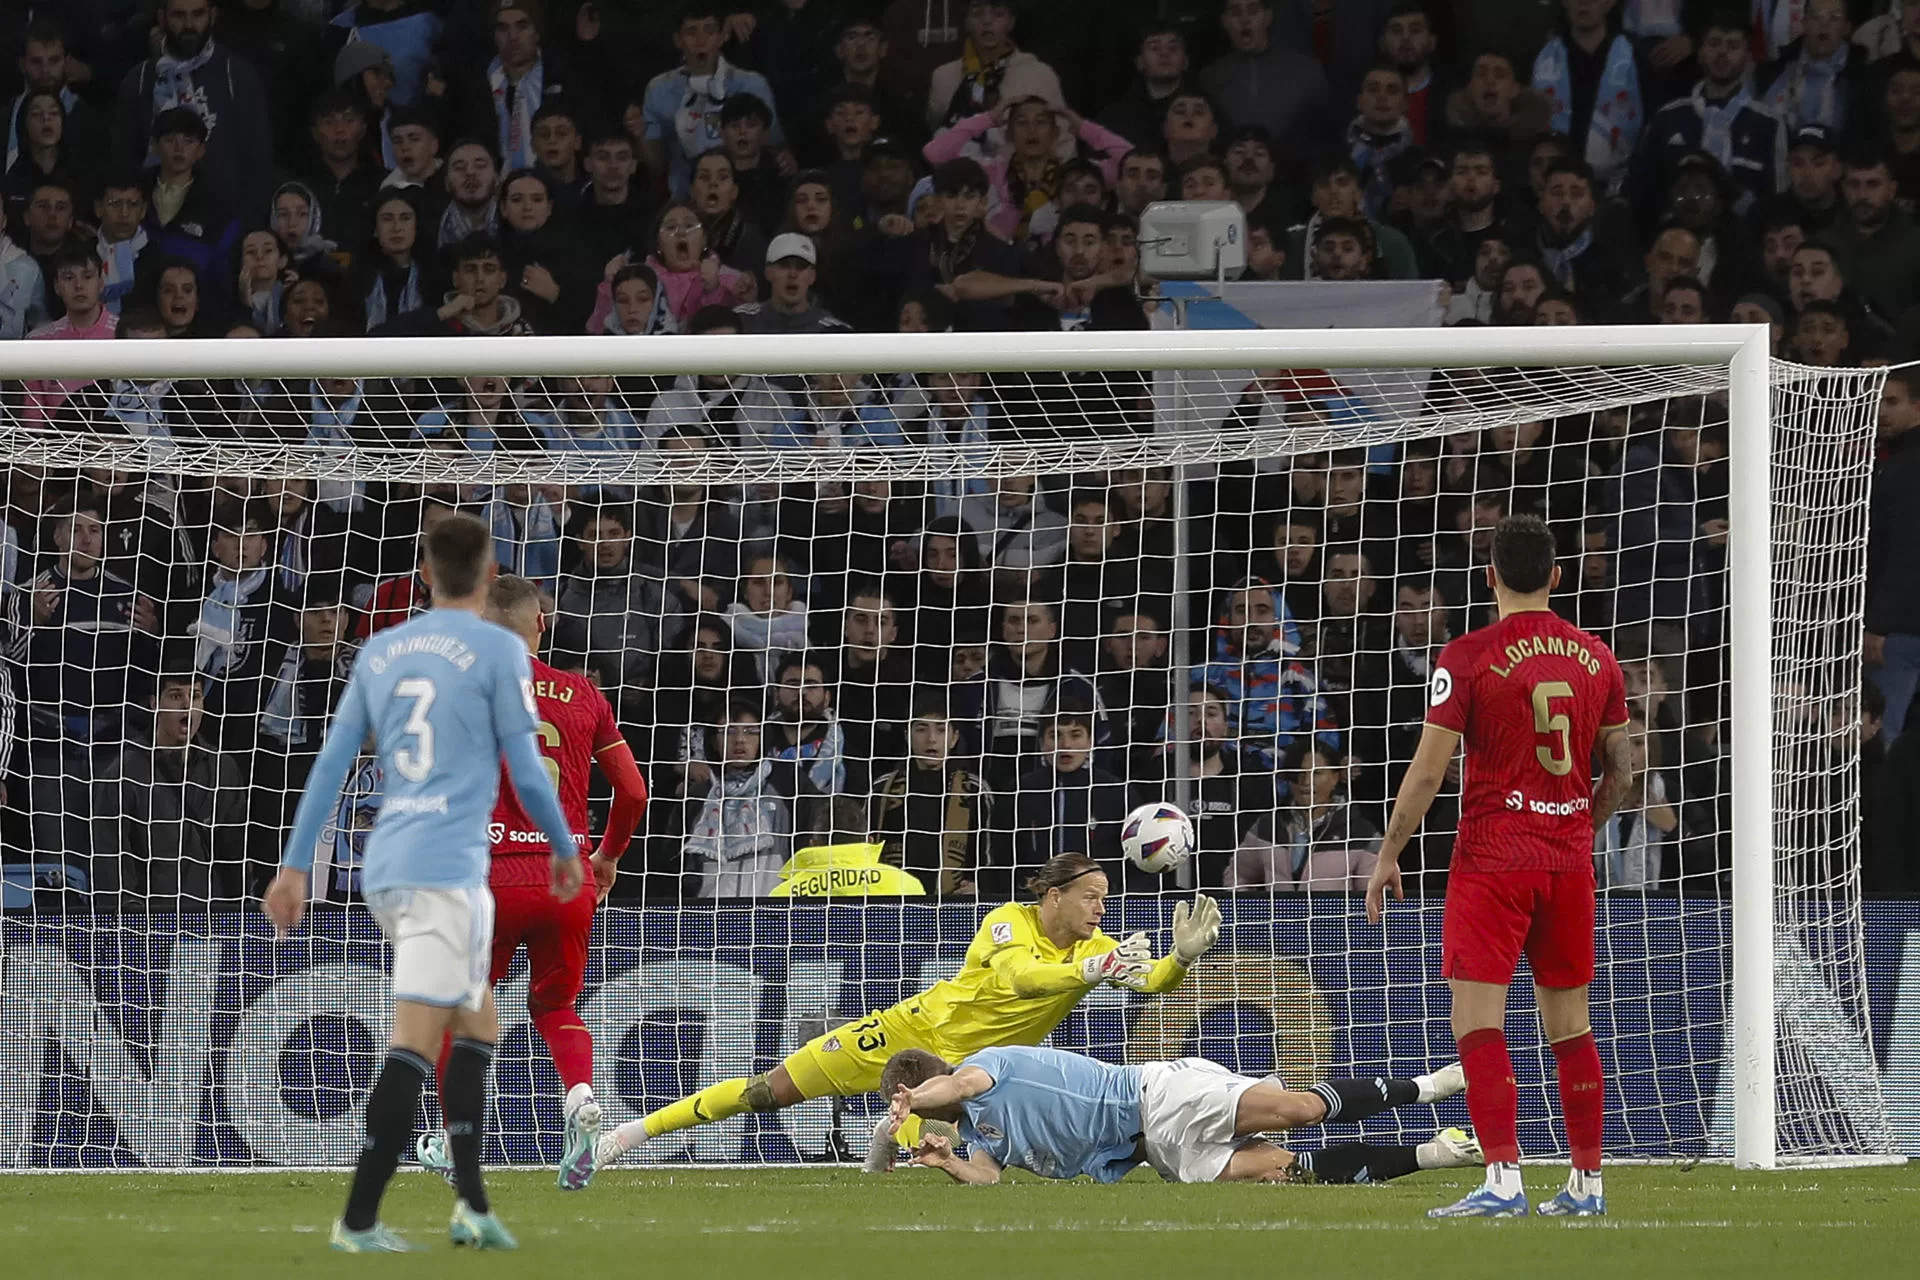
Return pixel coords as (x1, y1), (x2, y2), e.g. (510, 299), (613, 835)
(1458, 1027), (1521, 1165)
(436, 1016), (592, 1117)
(1551, 1030), (1606, 1171)
(1456, 1027), (1605, 1169)
(534, 1008), (595, 1093)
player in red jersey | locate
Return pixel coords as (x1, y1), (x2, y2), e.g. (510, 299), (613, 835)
(418, 574), (648, 1192)
(1366, 515), (1636, 1220)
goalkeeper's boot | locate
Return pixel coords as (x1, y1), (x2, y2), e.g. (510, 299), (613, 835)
(592, 1124), (642, 1173)
(557, 1086), (604, 1191)
(1536, 1188), (1607, 1218)
(1428, 1186), (1530, 1218)
(329, 1220), (416, 1253)
(449, 1199), (519, 1251)
(1419, 1061), (1468, 1103)
(415, 1129), (457, 1188)
(1429, 1127), (1483, 1168)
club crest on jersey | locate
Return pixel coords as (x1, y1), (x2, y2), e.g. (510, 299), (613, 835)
(1430, 667), (1454, 707)
(990, 921), (1013, 944)
(822, 1036), (841, 1053)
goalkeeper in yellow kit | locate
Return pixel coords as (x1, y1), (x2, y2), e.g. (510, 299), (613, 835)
(591, 853), (1222, 1170)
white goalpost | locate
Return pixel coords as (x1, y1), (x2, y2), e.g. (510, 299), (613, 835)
(0, 326), (1897, 1172)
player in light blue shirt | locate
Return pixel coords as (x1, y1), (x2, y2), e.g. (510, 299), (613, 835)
(263, 511), (580, 1254)
(880, 1044), (1477, 1187)
(941, 1045), (1145, 1184)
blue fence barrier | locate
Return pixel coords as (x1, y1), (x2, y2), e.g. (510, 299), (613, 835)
(3, 898), (1917, 1167)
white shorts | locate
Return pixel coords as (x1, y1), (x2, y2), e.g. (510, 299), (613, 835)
(366, 886), (495, 1012)
(1138, 1058), (1268, 1184)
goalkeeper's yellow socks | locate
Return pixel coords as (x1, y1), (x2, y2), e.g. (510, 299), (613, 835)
(643, 1078), (753, 1138)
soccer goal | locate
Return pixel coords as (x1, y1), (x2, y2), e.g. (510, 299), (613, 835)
(0, 326), (1897, 1173)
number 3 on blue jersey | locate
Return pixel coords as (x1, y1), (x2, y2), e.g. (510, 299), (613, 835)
(393, 677), (437, 781)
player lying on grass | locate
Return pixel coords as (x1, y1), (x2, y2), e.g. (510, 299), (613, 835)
(594, 853), (1221, 1169)
(1367, 514), (1633, 1220)
(880, 1044), (1477, 1185)
(415, 574), (648, 1193)
(263, 514), (582, 1253)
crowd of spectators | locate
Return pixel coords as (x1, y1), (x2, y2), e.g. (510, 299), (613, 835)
(0, 0), (1912, 906)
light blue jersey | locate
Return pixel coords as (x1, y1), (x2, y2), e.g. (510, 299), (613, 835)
(281, 608), (576, 895)
(959, 1046), (1145, 1183)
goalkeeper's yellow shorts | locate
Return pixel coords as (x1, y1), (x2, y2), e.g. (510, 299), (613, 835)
(783, 1002), (936, 1098)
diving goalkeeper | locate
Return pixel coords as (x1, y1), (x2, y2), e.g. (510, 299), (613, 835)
(881, 1044), (1477, 1185)
(594, 853), (1220, 1169)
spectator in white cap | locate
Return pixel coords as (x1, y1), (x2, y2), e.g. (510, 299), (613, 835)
(735, 232), (852, 333)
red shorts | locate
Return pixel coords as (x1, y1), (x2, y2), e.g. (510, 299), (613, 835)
(1442, 867), (1595, 989)
(489, 881), (595, 1014)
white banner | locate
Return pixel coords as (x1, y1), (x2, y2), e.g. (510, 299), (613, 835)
(1153, 279), (1449, 441)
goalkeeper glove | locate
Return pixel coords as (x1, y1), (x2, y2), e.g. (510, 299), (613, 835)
(1172, 895), (1222, 966)
(1079, 933), (1151, 987)
(1110, 930), (1153, 989)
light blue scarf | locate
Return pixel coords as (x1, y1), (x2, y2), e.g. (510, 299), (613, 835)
(487, 491), (562, 586)
(147, 42), (215, 164)
(542, 404), (640, 450)
(194, 567), (269, 679)
(487, 55), (544, 171)
(1694, 80), (1758, 174)
(107, 379), (173, 429)
(924, 398), (991, 514)
(1348, 117), (1416, 221)
(96, 227), (147, 314)
(1534, 32), (1644, 185)
(363, 262), (422, 331)
(1763, 42), (1847, 133)
(603, 284), (678, 335)
(274, 509), (306, 595)
(1623, 0), (1685, 37)
(1539, 224), (1595, 289)
(306, 382), (369, 512)
(248, 280), (285, 335)
(259, 645), (305, 745)
(438, 197), (498, 249)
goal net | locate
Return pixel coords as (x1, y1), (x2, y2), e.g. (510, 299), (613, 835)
(0, 329), (1897, 1171)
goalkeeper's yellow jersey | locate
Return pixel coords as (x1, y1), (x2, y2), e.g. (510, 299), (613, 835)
(904, 902), (1189, 1056)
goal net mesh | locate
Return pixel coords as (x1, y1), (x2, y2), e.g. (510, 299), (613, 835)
(0, 348), (1894, 1169)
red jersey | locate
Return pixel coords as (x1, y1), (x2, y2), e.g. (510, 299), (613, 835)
(358, 573), (429, 640)
(1425, 610), (1628, 874)
(488, 658), (625, 888)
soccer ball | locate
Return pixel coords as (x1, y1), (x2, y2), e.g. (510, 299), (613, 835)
(1121, 803), (1194, 875)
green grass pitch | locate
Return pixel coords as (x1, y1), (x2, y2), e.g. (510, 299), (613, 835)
(4, 1165), (1916, 1278)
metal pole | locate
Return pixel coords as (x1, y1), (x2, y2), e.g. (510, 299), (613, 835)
(0, 327), (1755, 382)
(1727, 330), (1777, 1171)
(1170, 382), (1195, 891)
